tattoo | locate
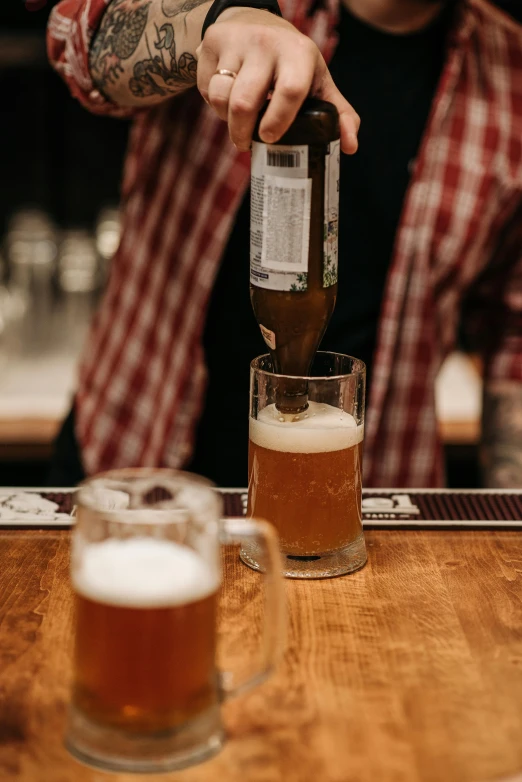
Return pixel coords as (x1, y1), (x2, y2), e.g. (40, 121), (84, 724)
(90, 0), (202, 100)
(130, 22), (196, 98)
(162, 0), (205, 17)
(90, 0), (151, 88)
(482, 382), (522, 488)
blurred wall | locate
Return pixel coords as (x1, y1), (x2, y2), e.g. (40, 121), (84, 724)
(0, 1), (128, 236)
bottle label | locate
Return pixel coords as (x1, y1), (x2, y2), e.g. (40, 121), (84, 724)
(250, 142), (312, 292)
(323, 139), (340, 288)
(259, 323), (276, 350)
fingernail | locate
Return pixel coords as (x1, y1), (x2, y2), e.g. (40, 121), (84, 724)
(261, 130), (276, 143)
(348, 132), (358, 151)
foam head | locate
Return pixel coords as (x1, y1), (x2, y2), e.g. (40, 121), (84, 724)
(250, 401), (364, 453)
(73, 538), (218, 608)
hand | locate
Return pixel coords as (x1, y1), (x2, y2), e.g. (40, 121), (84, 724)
(196, 7), (360, 154)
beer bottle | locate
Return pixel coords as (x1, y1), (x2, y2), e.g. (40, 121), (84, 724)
(250, 98), (340, 413)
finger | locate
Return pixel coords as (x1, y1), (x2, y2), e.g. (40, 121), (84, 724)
(227, 55), (276, 151)
(196, 45), (219, 105)
(258, 51), (315, 144)
(207, 65), (241, 122)
(319, 81), (360, 154)
(313, 68), (360, 154)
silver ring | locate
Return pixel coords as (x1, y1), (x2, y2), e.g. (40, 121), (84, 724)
(215, 69), (237, 79)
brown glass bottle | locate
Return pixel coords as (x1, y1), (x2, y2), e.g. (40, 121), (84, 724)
(250, 98), (340, 412)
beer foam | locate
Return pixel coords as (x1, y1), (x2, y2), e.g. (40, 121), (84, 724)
(250, 401), (363, 453)
(73, 538), (218, 608)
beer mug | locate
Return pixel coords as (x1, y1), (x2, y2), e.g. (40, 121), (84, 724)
(245, 352), (367, 579)
(65, 469), (285, 773)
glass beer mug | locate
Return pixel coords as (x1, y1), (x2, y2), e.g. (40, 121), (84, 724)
(65, 468), (285, 773)
(246, 351), (367, 579)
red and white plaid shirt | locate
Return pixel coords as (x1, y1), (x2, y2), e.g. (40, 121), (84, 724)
(48, 0), (522, 487)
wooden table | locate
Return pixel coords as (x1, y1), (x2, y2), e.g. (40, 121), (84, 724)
(1, 528), (522, 782)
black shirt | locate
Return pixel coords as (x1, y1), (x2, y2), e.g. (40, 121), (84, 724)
(322, 2), (451, 385)
(188, 3), (452, 486)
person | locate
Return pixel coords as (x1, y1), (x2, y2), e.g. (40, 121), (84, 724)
(47, 0), (522, 489)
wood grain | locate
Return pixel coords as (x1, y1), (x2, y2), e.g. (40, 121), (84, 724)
(1, 530), (522, 782)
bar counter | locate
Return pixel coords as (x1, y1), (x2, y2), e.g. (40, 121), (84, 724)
(1, 491), (522, 781)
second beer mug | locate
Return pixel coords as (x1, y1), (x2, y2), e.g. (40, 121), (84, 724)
(65, 469), (284, 773)
(245, 352), (367, 579)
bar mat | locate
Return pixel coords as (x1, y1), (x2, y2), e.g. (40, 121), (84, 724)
(365, 490), (522, 527)
(0, 488), (520, 529)
(221, 489), (522, 529)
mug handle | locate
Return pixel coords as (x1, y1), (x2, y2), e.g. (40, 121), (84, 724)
(218, 517), (286, 699)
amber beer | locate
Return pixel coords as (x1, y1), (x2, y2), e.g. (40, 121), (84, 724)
(72, 538), (219, 734)
(248, 401), (363, 556)
(67, 469), (285, 774)
(250, 99), (340, 412)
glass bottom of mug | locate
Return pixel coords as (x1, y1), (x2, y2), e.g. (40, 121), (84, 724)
(240, 532), (367, 579)
(65, 702), (224, 773)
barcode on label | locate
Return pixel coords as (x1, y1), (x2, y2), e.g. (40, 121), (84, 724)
(267, 150), (301, 168)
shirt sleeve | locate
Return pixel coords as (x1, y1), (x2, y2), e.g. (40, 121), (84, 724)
(47, 0), (135, 118)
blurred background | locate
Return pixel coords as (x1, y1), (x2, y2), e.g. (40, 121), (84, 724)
(0, 0), (521, 487)
(1, 0), (128, 484)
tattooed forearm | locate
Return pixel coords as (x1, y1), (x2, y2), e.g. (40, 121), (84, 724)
(162, 0), (206, 17)
(482, 381), (522, 488)
(90, 0), (151, 91)
(89, 0), (210, 106)
(130, 21), (196, 97)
